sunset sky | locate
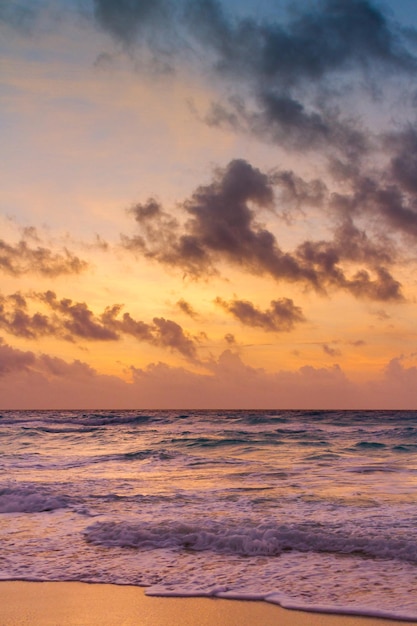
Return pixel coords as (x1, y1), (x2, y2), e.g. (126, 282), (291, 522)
(1, 0), (417, 408)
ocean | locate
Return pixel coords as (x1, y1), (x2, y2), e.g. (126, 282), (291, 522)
(1, 410), (417, 621)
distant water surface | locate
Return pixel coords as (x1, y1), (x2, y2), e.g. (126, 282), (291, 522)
(1, 410), (417, 621)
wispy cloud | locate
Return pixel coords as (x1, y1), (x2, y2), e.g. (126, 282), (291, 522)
(0, 238), (88, 277)
(176, 299), (199, 319)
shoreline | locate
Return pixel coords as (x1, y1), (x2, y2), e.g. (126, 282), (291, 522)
(0, 581), (413, 626)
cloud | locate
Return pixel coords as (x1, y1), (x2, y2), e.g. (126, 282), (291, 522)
(0, 291), (198, 359)
(39, 354), (96, 380)
(122, 159), (316, 283)
(295, 232), (403, 301)
(206, 93), (369, 158)
(350, 339), (366, 347)
(5, 1), (417, 160)
(38, 291), (119, 341)
(2, 340), (416, 409)
(328, 121), (417, 240)
(0, 338), (35, 376)
(294, 219), (397, 295)
(271, 169), (328, 214)
(195, 0), (416, 156)
(0, 238), (88, 277)
(93, 0), (417, 159)
(123, 159), (404, 301)
(92, 0), (417, 245)
(123, 159), (292, 279)
(0, 0), (44, 33)
(89, 0), (417, 158)
(101, 303), (197, 358)
(370, 308), (391, 321)
(215, 297), (305, 332)
(152, 317), (197, 358)
(92, 0), (416, 76)
(330, 218), (394, 266)
(176, 298), (199, 319)
(205, 0), (415, 81)
(0, 292), (58, 339)
(386, 126), (417, 195)
(93, 0), (169, 45)
(322, 343), (342, 357)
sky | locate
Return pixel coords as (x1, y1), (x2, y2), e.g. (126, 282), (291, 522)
(1, 0), (417, 409)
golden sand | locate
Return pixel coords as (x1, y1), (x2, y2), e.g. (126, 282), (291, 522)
(0, 582), (409, 626)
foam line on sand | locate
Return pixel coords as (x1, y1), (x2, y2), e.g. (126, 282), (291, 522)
(0, 582), (409, 626)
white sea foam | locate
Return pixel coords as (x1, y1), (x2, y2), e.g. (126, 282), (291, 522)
(85, 518), (417, 562)
(0, 487), (68, 513)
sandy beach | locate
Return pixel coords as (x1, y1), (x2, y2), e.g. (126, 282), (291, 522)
(0, 582), (411, 626)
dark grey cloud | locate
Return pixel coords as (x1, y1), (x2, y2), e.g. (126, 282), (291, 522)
(92, 0), (417, 238)
(0, 0), (42, 33)
(205, 92), (369, 157)
(123, 159), (404, 301)
(296, 237), (403, 301)
(346, 266), (402, 301)
(93, 0), (416, 157)
(367, 183), (417, 237)
(331, 218), (394, 266)
(123, 159), (319, 284)
(0, 0), (70, 37)
(386, 127), (417, 195)
(294, 215), (402, 301)
(196, 0), (417, 176)
(215, 297), (305, 332)
(93, 0), (169, 46)
(95, 0), (415, 78)
(330, 167), (417, 240)
(0, 291), (197, 359)
(271, 169), (327, 214)
(200, 0), (416, 165)
(186, 0), (416, 83)
(0, 238), (88, 277)
(6, 1), (417, 162)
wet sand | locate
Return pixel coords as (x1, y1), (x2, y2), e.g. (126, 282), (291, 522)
(0, 581), (411, 626)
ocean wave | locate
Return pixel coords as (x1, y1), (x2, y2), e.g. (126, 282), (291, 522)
(0, 487), (69, 513)
(84, 519), (417, 563)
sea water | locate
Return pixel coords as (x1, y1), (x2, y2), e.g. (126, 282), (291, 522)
(1, 410), (417, 621)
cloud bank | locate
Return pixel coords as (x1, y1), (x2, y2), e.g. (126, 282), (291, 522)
(1, 338), (416, 410)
